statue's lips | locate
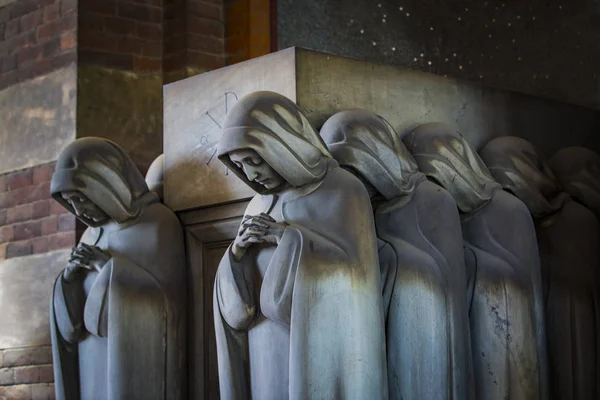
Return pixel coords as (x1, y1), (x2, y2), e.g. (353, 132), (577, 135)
(255, 179), (272, 186)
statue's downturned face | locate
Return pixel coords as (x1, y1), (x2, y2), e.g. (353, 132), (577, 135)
(229, 149), (286, 191)
(61, 191), (109, 224)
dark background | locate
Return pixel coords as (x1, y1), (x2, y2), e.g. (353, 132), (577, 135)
(278, 0), (600, 110)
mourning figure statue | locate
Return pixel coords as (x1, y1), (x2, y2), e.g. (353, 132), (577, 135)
(405, 124), (548, 399)
(548, 146), (600, 221)
(145, 153), (165, 201)
(213, 92), (387, 400)
(480, 136), (600, 400)
(320, 110), (474, 400)
(49, 138), (187, 400)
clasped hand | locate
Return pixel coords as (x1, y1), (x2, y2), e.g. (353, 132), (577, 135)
(231, 213), (286, 261)
(63, 243), (111, 282)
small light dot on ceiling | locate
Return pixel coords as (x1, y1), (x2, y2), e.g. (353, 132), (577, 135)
(465, 7), (469, 11)
(420, 53), (425, 57)
(458, 17), (462, 21)
(378, 3), (382, 7)
(517, 15), (521, 19)
(492, 19), (496, 22)
(373, 41), (377, 45)
(459, 65), (463, 69)
(428, 61), (432, 65)
(453, 53), (457, 57)
(392, 47), (396, 51)
(399, 6), (403, 10)
(360, 29), (364, 33)
(382, 19), (386, 22)
(532, 16), (536, 20)
(383, 14), (387, 17)
(508, 22), (512, 26)
(518, 57), (522, 60)
(445, 58), (449, 61)
(406, 12), (410, 16)
(489, 34), (492, 38)
(413, 57), (418, 61)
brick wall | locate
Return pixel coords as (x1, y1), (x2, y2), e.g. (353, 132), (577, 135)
(224, 0), (271, 65)
(0, 163), (74, 261)
(79, 0), (162, 71)
(0, 346), (54, 400)
(0, 0), (77, 91)
(187, 0), (225, 73)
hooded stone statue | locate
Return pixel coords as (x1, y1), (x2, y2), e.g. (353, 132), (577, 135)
(49, 138), (186, 400)
(213, 92), (387, 400)
(320, 110), (474, 400)
(480, 136), (599, 400)
(405, 125), (548, 400)
(548, 146), (600, 221)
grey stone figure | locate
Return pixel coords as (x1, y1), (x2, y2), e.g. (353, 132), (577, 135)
(480, 136), (600, 400)
(145, 153), (165, 201)
(405, 124), (548, 400)
(548, 147), (600, 220)
(49, 138), (187, 400)
(320, 110), (474, 400)
(213, 92), (387, 400)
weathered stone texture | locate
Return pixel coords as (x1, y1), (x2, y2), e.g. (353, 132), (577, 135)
(0, 65), (76, 175)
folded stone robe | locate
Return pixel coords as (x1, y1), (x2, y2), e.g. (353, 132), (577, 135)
(375, 180), (474, 400)
(50, 202), (186, 400)
(214, 162), (387, 400)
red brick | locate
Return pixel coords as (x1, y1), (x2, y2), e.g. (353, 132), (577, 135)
(118, 2), (161, 23)
(36, 14), (76, 42)
(0, 384), (31, 400)
(32, 200), (51, 219)
(1, 54), (17, 73)
(0, 225), (13, 244)
(30, 383), (55, 400)
(59, 30), (77, 50)
(79, 30), (118, 52)
(2, 346), (53, 368)
(0, 7), (8, 23)
(187, 50), (224, 69)
(58, 213), (75, 231)
(7, 204), (34, 223)
(17, 45), (43, 66)
(12, 181), (51, 204)
(0, 175), (6, 192)
(0, 209), (6, 226)
(14, 220), (42, 240)
(20, 10), (43, 32)
(48, 231), (75, 250)
(188, 16), (224, 37)
(0, 191), (14, 208)
(0, 244), (5, 260)
(85, 1), (118, 16)
(6, 241), (33, 258)
(43, 3), (60, 22)
(0, 367), (14, 385)
(9, 0), (53, 20)
(188, 34), (223, 53)
(7, 31), (37, 53)
(117, 36), (144, 54)
(33, 164), (54, 184)
(8, 169), (33, 189)
(79, 12), (104, 31)
(105, 16), (136, 36)
(0, 70), (19, 88)
(61, 0), (77, 15)
(136, 22), (161, 41)
(13, 364), (53, 384)
(42, 36), (61, 57)
(5, 18), (19, 39)
(133, 55), (161, 71)
(40, 215), (58, 235)
(31, 236), (49, 253)
(189, 1), (222, 20)
(50, 200), (67, 214)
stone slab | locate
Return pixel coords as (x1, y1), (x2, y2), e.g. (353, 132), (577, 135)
(164, 47), (600, 211)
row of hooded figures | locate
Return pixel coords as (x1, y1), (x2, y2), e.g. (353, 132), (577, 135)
(48, 91), (600, 400)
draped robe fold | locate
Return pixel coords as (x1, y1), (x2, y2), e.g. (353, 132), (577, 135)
(50, 203), (187, 400)
(214, 166), (387, 400)
(376, 180), (473, 400)
(461, 190), (548, 400)
(536, 199), (600, 400)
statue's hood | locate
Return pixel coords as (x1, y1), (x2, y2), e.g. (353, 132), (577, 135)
(479, 136), (568, 219)
(51, 138), (158, 227)
(217, 91), (332, 194)
(320, 109), (424, 201)
(403, 122), (499, 214)
(548, 146), (600, 216)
